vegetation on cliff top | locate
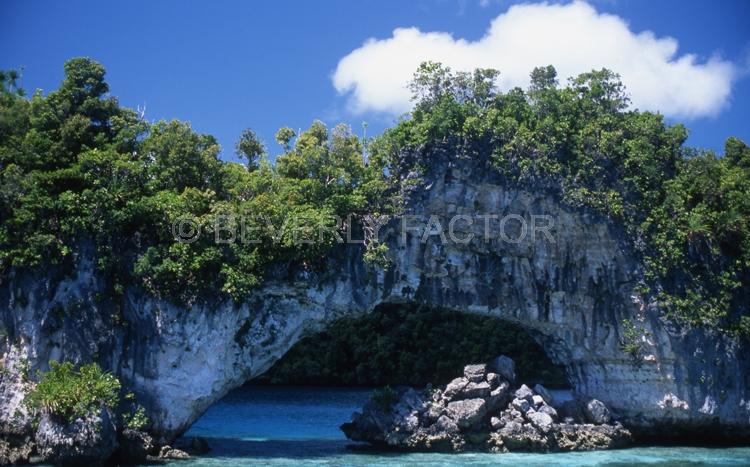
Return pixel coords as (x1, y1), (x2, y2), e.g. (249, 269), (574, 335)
(0, 58), (748, 335)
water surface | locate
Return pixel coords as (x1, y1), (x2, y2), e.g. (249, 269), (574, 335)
(177, 385), (750, 466)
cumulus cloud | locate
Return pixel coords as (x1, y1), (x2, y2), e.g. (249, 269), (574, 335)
(332, 1), (737, 119)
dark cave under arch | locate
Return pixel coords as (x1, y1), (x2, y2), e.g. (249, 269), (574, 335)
(255, 302), (569, 389)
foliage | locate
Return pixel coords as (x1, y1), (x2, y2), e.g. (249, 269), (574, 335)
(1, 57), (748, 335)
(120, 391), (150, 430)
(236, 128), (265, 170)
(258, 304), (568, 387)
(26, 361), (121, 422)
(370, 61), (750, 336)
(0, 58), (395, 305)
(620, 319), (646, 362)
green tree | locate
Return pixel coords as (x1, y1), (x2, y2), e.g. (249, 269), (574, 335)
(275, 127), (296, 151)
(236, 128), (265, 171)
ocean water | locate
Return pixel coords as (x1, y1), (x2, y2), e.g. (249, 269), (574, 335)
(176, 385), (750, 466)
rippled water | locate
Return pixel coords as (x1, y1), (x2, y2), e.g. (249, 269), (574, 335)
(174, 385), (750, 466)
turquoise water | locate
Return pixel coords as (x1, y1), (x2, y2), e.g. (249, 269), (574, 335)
(177, 385), (750, 466)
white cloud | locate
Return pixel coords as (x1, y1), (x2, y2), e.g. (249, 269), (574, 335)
(332, 1), (737, 119)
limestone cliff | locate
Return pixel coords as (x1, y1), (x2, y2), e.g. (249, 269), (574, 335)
(1, 152), (749, 446)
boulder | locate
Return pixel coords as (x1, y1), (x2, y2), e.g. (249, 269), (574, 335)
(511, 397), (530, 413)
(490, 416), (503, 430)
(443, 377), (469, 401)
(35, 407), (118, 465)
(532, 395), (545, 408)
(489, 356), (516, 383)
(527, 411), (554, 432)
(496, 421), (549, 451)
(538, 404), (559, 421)
(514, 384), (534, 401)
(425, 403), (444, 423)
(533, 384), (555, 406)
(159, 445), (190, 459)
(584, 399), (612, 424)
(446, 398), (487, 429)
(463, 364), (487, 383)
(461, 381), (491, 399)
(486, 381), (511, 411)
(434, 415), (459, 434)
(485, 372), (501, 388)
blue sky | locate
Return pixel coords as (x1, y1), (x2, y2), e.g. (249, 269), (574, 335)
(1, 0), (748, 162)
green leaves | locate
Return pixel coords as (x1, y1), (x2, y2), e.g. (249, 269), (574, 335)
(26, 361), (121, 422)
(1, 58), (747, 336)
(390, 61), (750, 336)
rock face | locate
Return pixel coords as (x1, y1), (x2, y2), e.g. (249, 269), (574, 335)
(34, 407), (118, 465)
(341, 359), (632, 452)
(1, 152), (750, 445)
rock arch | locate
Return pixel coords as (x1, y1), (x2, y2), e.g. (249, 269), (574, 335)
(2, 157), (748, 442)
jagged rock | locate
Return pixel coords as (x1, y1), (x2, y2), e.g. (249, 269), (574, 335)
(115, 429), (154, 463)
(487, 381), (511, 411)
(34, 407), (118, 465)
(490, 416), (503, 430)
(434, 415), (459, 434)
(340, 358), (632, 453)
(495, 421), (549, 451)
(584, 399), (612, 424)
(425, 403), (444, 423)
(538, 404), (559, 421)
(462, 381), (491, 399)
(0, 437), (34, 465)
(514, 384), (534, 401)
(446, 398), (486, 428)
(463, 364), (487, 383)
(527, 411), (554, 432)
(159, 445), (190, 459)
(443, 377), (469, 401)
(489, 356), (516, 383)
(511, 398), (531, 413)
(553, 423), (632, 451)
(533, 384), (555, 406)
(532, 395), (545, 407)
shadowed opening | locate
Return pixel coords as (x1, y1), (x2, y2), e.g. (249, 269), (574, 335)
(258, 303), (569, 388)
(178, 304), (571, 458)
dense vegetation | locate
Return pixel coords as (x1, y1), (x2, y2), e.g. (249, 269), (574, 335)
(377, 63), (750, 336)
(0, 58), (748, 335)
(25, 361), (120, 422)
(24, 361), (147, 428)
(258, 304), (568, 387)
(0, 59), (393, 304)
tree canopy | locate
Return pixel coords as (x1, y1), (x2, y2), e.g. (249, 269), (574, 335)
(0, 58), (748, 336)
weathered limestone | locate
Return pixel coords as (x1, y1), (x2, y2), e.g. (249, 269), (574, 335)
(1, 152), (749, 446)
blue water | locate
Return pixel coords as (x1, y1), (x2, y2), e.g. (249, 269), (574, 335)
(177, 385), (750, 466)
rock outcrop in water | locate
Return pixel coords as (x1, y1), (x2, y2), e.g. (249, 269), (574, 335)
(1, 151), (749, 460)
(341, 357), (632, 452)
